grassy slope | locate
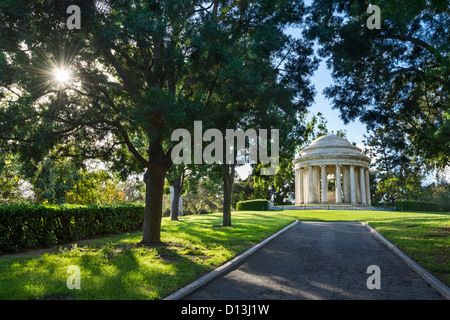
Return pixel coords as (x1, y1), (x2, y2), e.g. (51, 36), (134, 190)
(0, 210), (448, 299)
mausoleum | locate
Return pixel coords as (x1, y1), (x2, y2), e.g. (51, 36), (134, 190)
(293, 135), (371, 205)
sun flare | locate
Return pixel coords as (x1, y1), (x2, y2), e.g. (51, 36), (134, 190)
(53, 68), (71, 84)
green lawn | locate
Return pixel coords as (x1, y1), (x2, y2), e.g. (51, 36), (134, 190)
(0, 210), (448, 299)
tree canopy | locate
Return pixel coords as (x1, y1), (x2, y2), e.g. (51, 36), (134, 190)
(306, 0), (449, 167)
(0, 0), (316, 243)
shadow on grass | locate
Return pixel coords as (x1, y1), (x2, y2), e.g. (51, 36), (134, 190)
(0, 239), (214, 300)
(68, 242), (213, 300)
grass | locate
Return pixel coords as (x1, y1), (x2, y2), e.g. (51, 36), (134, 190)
(0, 209), (448, 299)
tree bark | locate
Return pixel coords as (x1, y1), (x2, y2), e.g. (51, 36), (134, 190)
(141, 169), (166, 244)
(170, 175), (182, 221)
(222, 164), (235, 227)
(141, 140), (172, 245)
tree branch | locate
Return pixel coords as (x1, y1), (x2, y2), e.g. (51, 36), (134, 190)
(54, 141), (124, 160)
(379, 66), (446, 84)
(114, 121), (150, 168)
(205, 74), (219, 106)
(101, 48), (136, 94)
(375, 34), (443, 62)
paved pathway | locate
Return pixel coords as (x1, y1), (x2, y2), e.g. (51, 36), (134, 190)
(184, 221), (445, 300)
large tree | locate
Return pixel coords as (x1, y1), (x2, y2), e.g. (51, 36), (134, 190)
(364, 125), (431, 205)
(1, 0), (200, 244)
(0, 0), (312, 243)
(208, 34), (317, 225)
(306, 0), (449, 167)
(169, 0), (317, 226)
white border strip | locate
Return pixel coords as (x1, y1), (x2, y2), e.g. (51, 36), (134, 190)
(361, 222), (450, 300)
(164, 219), (300, 300)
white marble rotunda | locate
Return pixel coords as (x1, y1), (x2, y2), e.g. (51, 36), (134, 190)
(293, 135), (371, 205)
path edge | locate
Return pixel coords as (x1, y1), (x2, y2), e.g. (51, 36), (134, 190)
(361, 221), (450, 300)
(163, 219), (300, 300)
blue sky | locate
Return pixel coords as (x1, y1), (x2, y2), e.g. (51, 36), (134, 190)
(285, 24), (368, 148)
(308, 59), (368, 148)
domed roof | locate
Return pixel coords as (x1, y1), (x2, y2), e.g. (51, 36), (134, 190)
(300, 135), (364, 157)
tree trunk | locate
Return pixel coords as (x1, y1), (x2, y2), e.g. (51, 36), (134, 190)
(76, 182), (79, 204)
(170, 175), (182, 221)
(141, 140), (173, 245)
(141, 169), (166, 244)
(222, 164), (235, 227)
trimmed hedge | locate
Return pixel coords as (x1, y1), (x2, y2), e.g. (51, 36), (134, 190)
(0, 204), (144, 253)
(394, 200), (440, 212)
(236, 199), (269, 211)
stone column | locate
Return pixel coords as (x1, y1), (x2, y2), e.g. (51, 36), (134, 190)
(365, 168), (371, 206)
(356, 169), (361, 203)
(303, 169), (307, 204)
(349, 165), (356, 204)
(335, 165), (342, 203)
(308, 166), (313, 204)
(360, 167), (366, 204)
(313, 166), (320, 203)
(343, 166), (350, 203)
(321, 165), (327, 203)
(299, 168), (304, 204)
(294, 168), (299, 204)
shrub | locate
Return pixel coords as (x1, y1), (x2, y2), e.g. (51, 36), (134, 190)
(0, 204), (144, 253)
(197, 208), (209, 215)
(394, 200), (440, 212)
(162, 208), (171, 217)
(236, 199), (269, 211)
